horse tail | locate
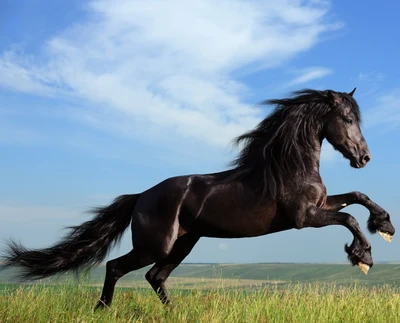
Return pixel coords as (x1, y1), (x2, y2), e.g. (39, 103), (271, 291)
(2, 194), (140, 280)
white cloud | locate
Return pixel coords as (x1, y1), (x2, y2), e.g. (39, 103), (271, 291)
(358, 72), (385, 82)
(364, 89), (400, 129)
(355, 71), (386, 98)
(0, 0), (340, 148)
(287, 66), (333, 87)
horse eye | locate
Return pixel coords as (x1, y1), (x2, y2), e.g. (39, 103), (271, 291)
(344, 118), (353, 125)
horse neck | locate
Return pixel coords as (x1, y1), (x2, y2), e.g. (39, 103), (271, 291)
(294, 130), (323, 175)
(309, 139), (323, 173)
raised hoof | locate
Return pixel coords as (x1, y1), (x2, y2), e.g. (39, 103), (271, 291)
(378, 230), (393, 243)
(345, 240), (373, 270)
(358, 262), (370, 275)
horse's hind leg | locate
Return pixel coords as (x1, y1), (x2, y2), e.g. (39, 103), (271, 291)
(95, 249), (155, 310)
(145, 233), (200, 304)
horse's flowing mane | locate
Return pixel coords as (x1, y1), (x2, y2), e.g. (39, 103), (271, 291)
(230, 89), (360, 199)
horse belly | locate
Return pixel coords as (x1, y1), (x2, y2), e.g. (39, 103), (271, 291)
(187, 201), (279, 238)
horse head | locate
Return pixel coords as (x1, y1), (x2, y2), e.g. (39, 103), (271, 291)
(323, 88), (371, 168)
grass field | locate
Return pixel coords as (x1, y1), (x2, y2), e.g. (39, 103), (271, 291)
(2, 263), (400, 322)
(2, 283), (400, 322)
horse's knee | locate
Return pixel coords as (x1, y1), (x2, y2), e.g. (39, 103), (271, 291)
(145, 269), (156, 285)
(345, 214), (359, 228)
(352, 191), (369, 201)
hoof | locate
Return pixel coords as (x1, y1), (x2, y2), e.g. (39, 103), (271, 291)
(368, 211), (395, 238)
(94, 300), (109, 311)
(358, 262), (370, 275)
(378, 230), (393, 243)
(345, 240), (373, 269)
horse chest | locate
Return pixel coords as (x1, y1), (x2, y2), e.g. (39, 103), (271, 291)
(304, 182), (327, 208)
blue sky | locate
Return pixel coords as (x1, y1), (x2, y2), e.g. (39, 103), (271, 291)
(1, 0), (399, 265)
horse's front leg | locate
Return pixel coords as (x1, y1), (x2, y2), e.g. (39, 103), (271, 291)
(323, 192), (395, 242)
(299, 205), (373, 274)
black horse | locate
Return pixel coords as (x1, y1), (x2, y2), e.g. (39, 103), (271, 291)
(2, 89), (395, 309)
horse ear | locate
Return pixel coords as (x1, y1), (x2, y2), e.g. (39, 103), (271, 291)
(348, 87), (356, 96)
(327, 90), (342, 106)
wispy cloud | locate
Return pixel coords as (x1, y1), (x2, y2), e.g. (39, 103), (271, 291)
(0, 0), (341, 148)
(355, 71), (386, 98)
(358, 72), (385, 82)
(287, 66), (333, 87)
(364, 89), (400, 129)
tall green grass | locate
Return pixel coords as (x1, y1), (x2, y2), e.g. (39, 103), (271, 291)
(1, 282), (400, 322)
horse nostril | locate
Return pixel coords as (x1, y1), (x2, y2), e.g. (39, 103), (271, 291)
(362, 154), (371, 164)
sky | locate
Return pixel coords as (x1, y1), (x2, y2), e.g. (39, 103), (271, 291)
(1, 0), (399, 266)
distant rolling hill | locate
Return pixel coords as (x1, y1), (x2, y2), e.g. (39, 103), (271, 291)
(2, 263), (400, 289)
